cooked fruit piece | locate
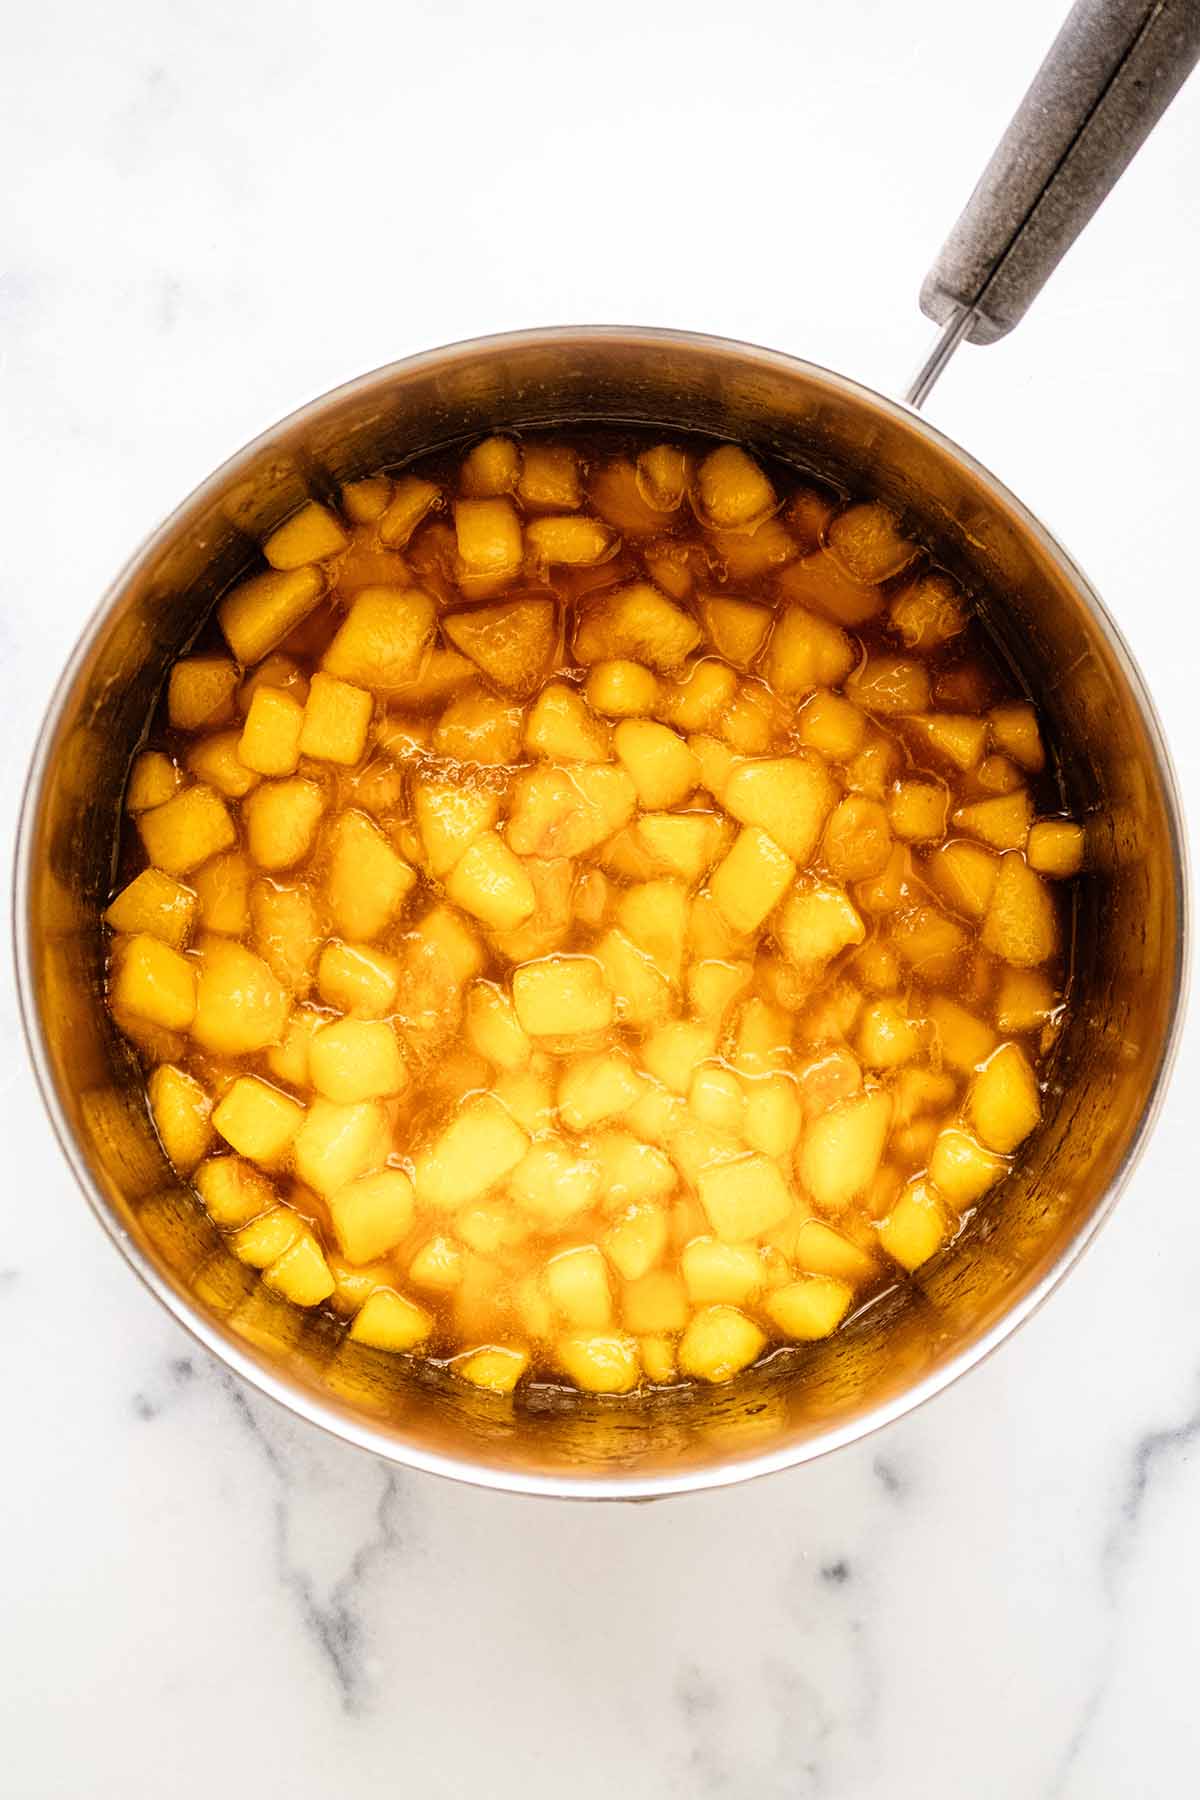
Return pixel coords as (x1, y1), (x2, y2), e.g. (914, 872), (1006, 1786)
(823, 796), (892, 881)
(678, 1305), (766, 1382)
(231, 1206), (302, 1268)
(615, 879), (689, 982)
(789, 1219), (877, 1282)
(325, 810), (417, 940)
(856, 999), (921, 1069)
(506, 763), (635, 858)
(126, 751), (182, 813)
(689, 1065), (746, 1135)
(455, 1345), (529, 1394)
(613, 719), (699, 808)
(321, 587), (437, 694)
(526, 515), (614, 566)
(443, 597), (557, 696)
(138, 784), (236, 876)
(378, 476), (440, 549)
(988, 701), (1045, 772)
(265, 1006), (325, 1088)
(765, 605), (855, 695)
(489, 856), (575, 963)
(415, 779), (500, 876)
(928, 1126), (1007, 1206)
(776, 882), (865, 969)
(888, 570), (966, 650)
(975, 754), (1024, 795)
(147, 1064), (213, 1171)
(798, 1089), (891, 1212)
(656, 659), (739, 730)
(574, 581), (701, 672)
(309, 1018), (408, 1104)
(350, 1289), (433, 1351)
(1027, 819), (1085, 877)
(238, 685), (305, 777)
(250, 879), (322, 996)
(826, 501), (916, 583)
(105, 868), (196, 949)
(952, 790), (1033, 852)
(891, 905), (968, 983)
(634, 443), (690, 512)
(981, 853), (1058, 966)
(408, 1234), (466, 1292)
(995, 966), (1059, 1033)
(927, 996), (996, 1073)
(414, 1094), (529, 1210)
(635, 811), (726, 883)
(639, 1020), (716, 1095)
(621, 1270), (689, 1336)
(329, 1168), (415, 1265)
(465, 981), (532, 1071)
(109, 933), (196, 1031)
(925, 840), (999, 920)
(189, 938), (289, 1053)
(264, 501), (348, 569)
(512, 954), (612, 1036)
(967, 1042), (1041, 1153)
(525, 682), (610, 762)
(710, 827), (795, 934)
(445, 832), (537, 930)
(194, 1155), (276, 1227)
(901, 712), (988, 773)
(767, 1275), (854, 1340)
(298, 672), (373, 766)
(262, 1234), (336, 1307)
(889, 779), (948, 843)
(557, 1050), (642, 1129)
(218, 566), (326, 665)
(452, 496), (523, 595)
(433, 685), (524, 765)
(543, 1245), (613, 1328)
(341, 476), (393, 523)
(846, 654), (930, 716)
(709, 516), (796, 582)
(514, 442), (579, 511)
(168, 656), (239, 731)
(877, 1179), (954, 1270)
(698, 1154), (792, 1242)
(556, 1331), (641, 1393)
(696, 445), (775, 529)
(316, 941), (401, 1018)
(590, 456), (678, 535)
(584, 658), (661, 718)
(461, 436), (520, 497)
(213, 1076), (304, 1164)
(775, 549), (882, 628)
(723, 755), (836, 863)
(243, 778), (326, 870)
(681, 1238), (763, 1305)
(795, 689), (867, 761)
(183, 729), (259, 800)
(293, 1099), (390, 1197)
(698, 594), (772, 666)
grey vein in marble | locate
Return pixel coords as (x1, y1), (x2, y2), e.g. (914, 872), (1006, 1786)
(222, 1375), (406, 1715)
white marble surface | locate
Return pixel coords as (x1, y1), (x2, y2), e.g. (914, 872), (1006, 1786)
(3, 1), (1199, 1793)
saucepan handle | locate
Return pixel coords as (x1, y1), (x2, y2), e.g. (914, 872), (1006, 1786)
(911, 0), (1200, 399)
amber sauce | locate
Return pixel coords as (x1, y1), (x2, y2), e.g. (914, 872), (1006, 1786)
(104, 428), (1076, 1398)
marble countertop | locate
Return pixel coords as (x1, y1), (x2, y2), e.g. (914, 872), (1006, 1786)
(4, 1), (1199, 1793)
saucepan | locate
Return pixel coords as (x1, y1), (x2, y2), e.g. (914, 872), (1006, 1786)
(15, 0), (1193, 1496)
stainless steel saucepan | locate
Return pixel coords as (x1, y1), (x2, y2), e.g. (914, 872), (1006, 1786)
(16, 0), (1194, 1496)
